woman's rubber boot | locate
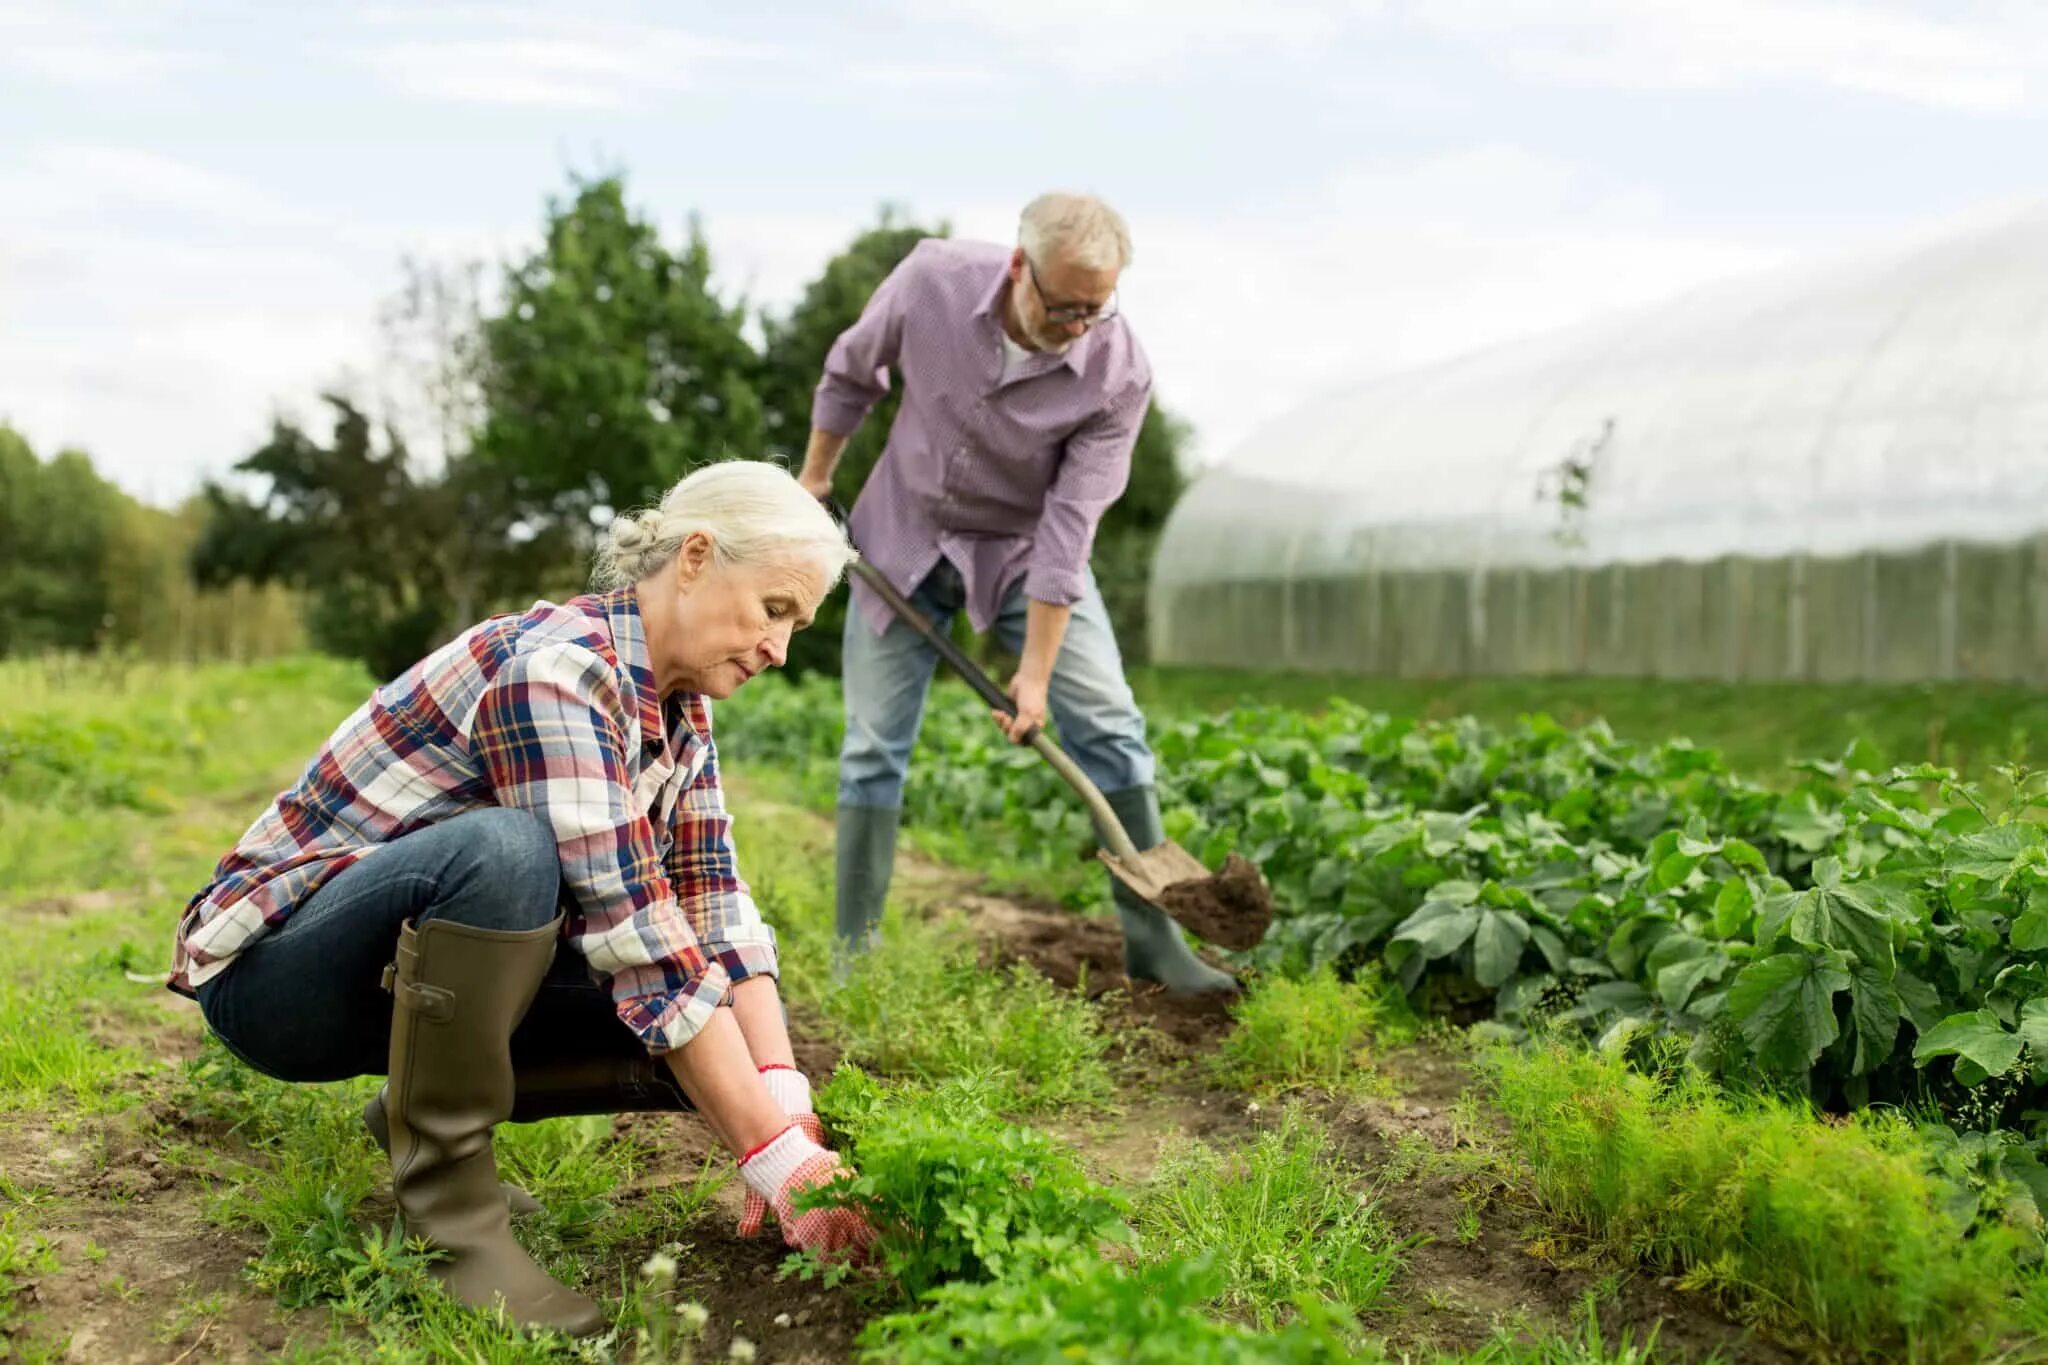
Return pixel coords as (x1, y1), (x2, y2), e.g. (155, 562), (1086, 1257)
(364, 1053), (691, 1215)
(1102, 785), (1238, 996)
(833, 804), (899, 980)
(382, 914), (605, 1337)
(364, 1088), (541, 1215)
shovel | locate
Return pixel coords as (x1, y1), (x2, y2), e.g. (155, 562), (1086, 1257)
(840, 553), (1274, 952)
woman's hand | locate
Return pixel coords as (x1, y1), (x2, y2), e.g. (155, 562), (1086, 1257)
(738, 1125), (878, 1261)
(738, 1065), (824, 1237)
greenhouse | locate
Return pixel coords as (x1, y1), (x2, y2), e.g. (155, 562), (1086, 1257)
(1149, 205), (2048, 684)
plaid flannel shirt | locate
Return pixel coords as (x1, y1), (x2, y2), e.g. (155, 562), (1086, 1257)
(169, 589), (776, 1054)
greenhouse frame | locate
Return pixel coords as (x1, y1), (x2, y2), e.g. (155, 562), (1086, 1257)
(1149, 206), (2048, 685)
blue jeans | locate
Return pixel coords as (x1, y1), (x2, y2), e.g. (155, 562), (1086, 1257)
(196, 808), (636, 1084)
(838, 560), (1154, 809)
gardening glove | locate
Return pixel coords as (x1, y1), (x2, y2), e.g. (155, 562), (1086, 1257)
(737, 1124), (877, 1262)
(738, 1065), (826, 1237)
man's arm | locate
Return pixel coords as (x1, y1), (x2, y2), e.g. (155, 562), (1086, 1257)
(801, 247), (923, 499)
(996, 599), (1072, 742)
(997, 381), (1149, 743)
(798, 429), (851, 501)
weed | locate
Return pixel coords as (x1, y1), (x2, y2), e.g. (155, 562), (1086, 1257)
(1212, 967), (1417, 1097)
(1485, 1040), (2025, 1358)
(1136, 1107), (1402, 1328)
(824, 930), (1113, 1115)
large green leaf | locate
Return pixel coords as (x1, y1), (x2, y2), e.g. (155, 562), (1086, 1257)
(1947, 824), (2044, 882)
(1776, 861), (1896, 974)
(2012, 907), (2048, 953)
(1391, 901), (1480, 961)
(1471, 909), (1532, 989)
(1658, 951), (1731, 1013)
(2016, 998), (2048, 1060)
(1894, 969), (1946, 1033)
(1912, 1009), (2022, 1077)
(1846, 961), (1902, 1076)
(1727, 951), (1851, 1071)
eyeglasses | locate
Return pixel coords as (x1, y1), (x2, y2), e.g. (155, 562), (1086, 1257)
(1025, 256), (1118, 327)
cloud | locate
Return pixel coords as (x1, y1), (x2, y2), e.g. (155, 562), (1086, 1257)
(0, 143), (525, 498)
(1101, 144), (1795, 464)
(1424, 0), (2040, 114)
(355, 14), (781, 108)
(890, 0), (1358, 79)
(912, 0), (2043, 112)
(0, 2), (201, 84)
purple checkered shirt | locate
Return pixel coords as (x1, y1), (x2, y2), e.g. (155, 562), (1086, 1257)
(811, 238), (1153, 634)
(169, 589), (775, 1054)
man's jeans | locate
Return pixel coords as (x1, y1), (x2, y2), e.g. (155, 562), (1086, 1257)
(838, 560), (1155, 809)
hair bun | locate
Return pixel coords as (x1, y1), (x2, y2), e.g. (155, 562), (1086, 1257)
(609, 512), (656, 553)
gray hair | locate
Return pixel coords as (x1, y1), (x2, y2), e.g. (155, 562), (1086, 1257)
(1018, 192), (1132, 273)
(592, 460), (858, 591)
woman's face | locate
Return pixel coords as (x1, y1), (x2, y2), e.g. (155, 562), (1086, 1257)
(663, 537), (830, 699)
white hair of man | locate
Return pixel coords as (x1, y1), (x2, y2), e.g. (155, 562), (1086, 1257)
(1018, 192), (1133, 273)
(592, 460), (858, 590)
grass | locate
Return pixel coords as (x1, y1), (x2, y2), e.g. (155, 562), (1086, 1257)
(11, 652), (2046, 1361)
(1132, 665), (2048, 783)
(1210, 967), (1418, 1098)
(1136, 1107), (1403, 1330)
(1455, 1292), (1679, 1364)
(1483, 1039), (2031, 1361)
(0, 1208), (60, 1338)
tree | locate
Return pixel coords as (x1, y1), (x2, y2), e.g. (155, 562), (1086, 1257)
(759, 208), (950, 675)
(0, 429), (125, 653)
(472, 174), (764, 550)
(191, 396), (473, 678)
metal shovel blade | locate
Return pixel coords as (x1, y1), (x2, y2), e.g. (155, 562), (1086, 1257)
(1096, 842), (1274, 952)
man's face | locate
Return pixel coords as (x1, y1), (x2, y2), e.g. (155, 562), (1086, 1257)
(1008, 247), (1120, 353)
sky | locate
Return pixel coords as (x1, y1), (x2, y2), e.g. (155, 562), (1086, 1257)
(3, 0), (2046, 505)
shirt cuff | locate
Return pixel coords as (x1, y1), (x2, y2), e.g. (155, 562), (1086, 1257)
(614, 961), (733, 1054)
(706, 922), (780, 986)
(1024, 562), (1088, 606)
(810, 390), (873, 437)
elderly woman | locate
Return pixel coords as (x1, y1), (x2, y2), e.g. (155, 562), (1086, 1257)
(168, 461), (876, 1336)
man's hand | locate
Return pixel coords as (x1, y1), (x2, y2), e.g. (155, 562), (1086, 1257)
(799, 430), (850, 503)
(996, 671), (1050, 744)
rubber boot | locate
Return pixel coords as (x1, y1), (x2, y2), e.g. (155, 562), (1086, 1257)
(365, 1087), (541, 1215)
(363, 1054), (691, 1215)
(834, 804), (900, 979)
(382, 914), (605, 1337)
(1101, 785), (1239, 996)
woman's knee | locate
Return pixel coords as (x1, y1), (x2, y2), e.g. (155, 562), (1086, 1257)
(431, 808), (562, 931)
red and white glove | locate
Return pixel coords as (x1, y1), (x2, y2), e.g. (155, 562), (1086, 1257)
(737, 1124), (877, 1261)
(738, 1065), (827, 1237)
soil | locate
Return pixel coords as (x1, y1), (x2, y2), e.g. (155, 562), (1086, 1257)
(4, 790), (1795, 1362)
(1157, 852), (1275, 951)
(958, 861), (1797, 1364)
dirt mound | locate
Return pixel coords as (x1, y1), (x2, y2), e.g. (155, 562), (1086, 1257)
(963, 894), (1238, 1054)
(1158, 853), (1273, 951)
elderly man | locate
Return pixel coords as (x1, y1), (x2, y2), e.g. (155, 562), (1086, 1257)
(797, 191), (1233, 996)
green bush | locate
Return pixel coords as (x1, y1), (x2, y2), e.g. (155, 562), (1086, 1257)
(1484, 1040), (2031, 1360)
(1212, 967), (1417, 1096)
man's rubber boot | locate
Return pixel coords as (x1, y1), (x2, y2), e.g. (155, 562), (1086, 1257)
(834, 804), (900, 980)
(364, 1054), (691, 1215)
(1102, 785), (1239, 996)
(382, 915), (605, 1337)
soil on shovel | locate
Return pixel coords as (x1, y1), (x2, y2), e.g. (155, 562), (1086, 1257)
(1157, 853), (1274, 951)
